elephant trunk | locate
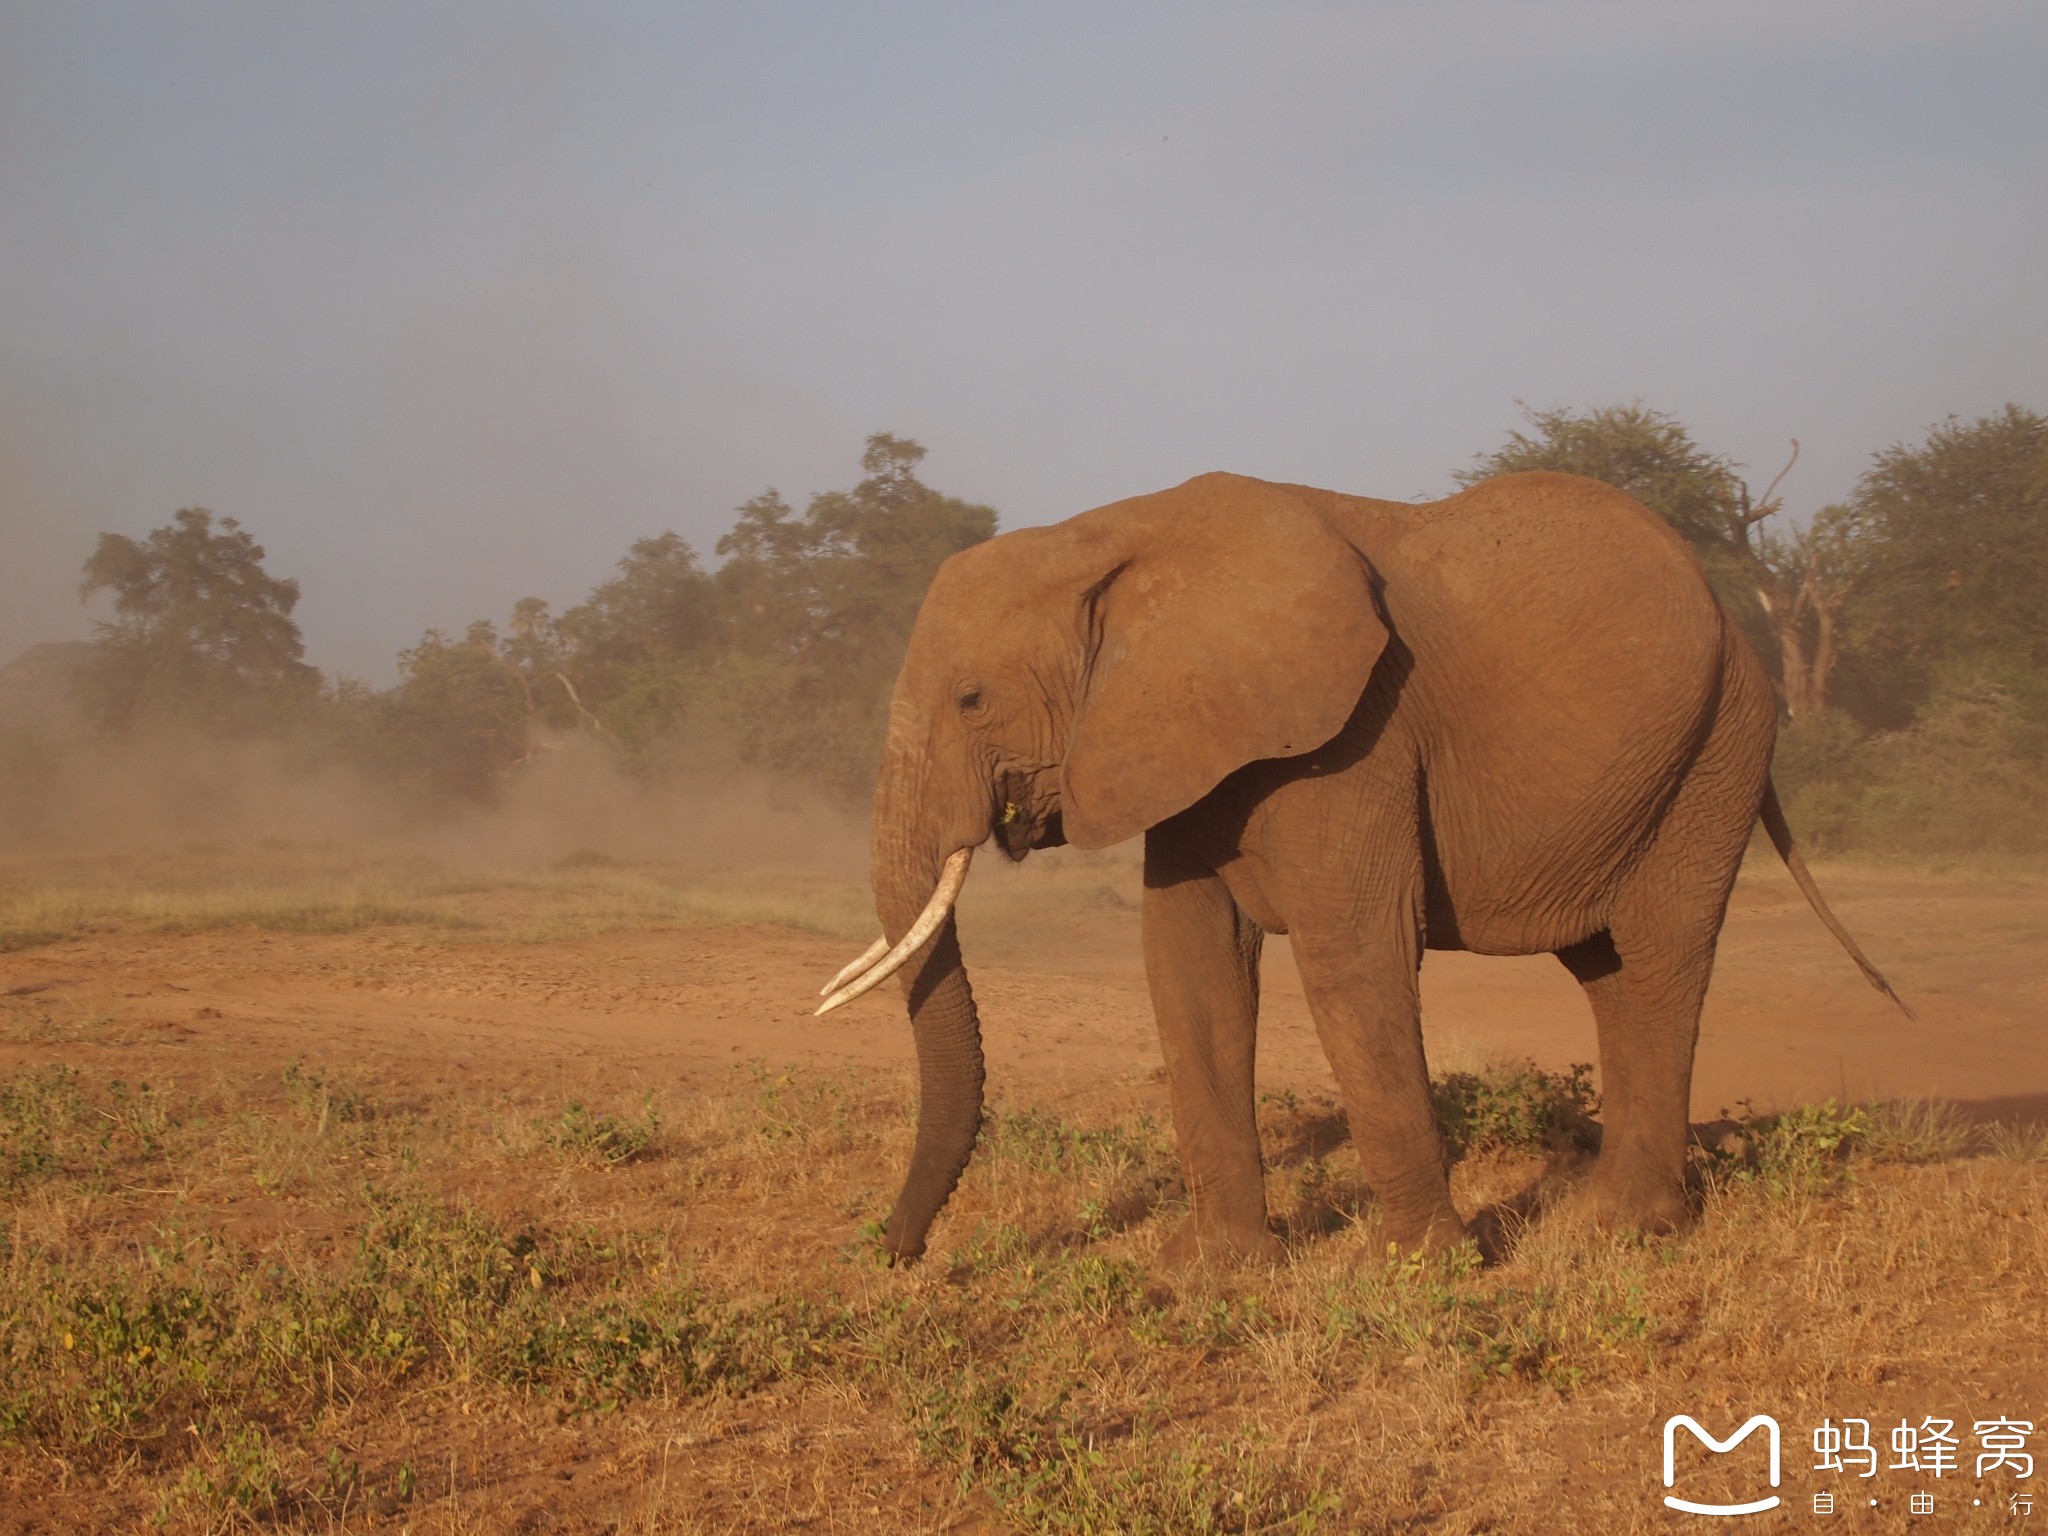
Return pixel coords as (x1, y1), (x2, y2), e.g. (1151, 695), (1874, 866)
(871, 735), (987, 1264)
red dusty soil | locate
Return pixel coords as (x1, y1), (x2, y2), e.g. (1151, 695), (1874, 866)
(1, 862), (2042, 1126)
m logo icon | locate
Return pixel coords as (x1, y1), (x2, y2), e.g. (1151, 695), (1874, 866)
(1662, 1414), (1783, 1515)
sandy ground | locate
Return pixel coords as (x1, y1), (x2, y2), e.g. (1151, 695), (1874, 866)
(5, 860), (2041, 1132)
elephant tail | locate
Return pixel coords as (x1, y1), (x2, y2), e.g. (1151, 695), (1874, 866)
(1759, 776), (1917, 1021)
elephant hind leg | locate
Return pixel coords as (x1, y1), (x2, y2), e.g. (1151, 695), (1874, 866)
(1557, 923), (1714, 1232)
(1560, 636), (1772, 1231)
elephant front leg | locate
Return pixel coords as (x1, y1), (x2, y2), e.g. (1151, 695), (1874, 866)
(1142, 831), (1283, 1269)
(1289, 927), (1470, 1256)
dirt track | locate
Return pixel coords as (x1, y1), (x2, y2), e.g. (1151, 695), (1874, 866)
(4, 860), (2041, 1130)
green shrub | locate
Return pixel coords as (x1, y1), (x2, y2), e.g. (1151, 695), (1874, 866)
(161, 1423), (287, 1522)
(1775, 681), (2048, 856)
(1702, 1100), (1871, 1193)
(1431, 1061), (1600, 1161)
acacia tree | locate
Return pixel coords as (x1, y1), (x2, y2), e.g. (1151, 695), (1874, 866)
(76, 507), (317, 733)
(1459, 404), (1864, 717)
(1834, 404), (2048, 723)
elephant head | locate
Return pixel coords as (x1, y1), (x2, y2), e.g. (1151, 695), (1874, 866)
(818, 472), (1390, 1263)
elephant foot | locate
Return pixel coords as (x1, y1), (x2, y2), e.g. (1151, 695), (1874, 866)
(1379, 1204), (1473, 1259)
(1569, 1164), (1689, 1235)
(1155, 1215), (1285, 1272)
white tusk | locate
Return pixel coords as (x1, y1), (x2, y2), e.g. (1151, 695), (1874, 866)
(815, 847), (973, 1016)
(820, 935), (889, 996)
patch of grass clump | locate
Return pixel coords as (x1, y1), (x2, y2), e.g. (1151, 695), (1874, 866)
(0, 924), (69, 954)
(911, 1367), (1338, 1533)
(0, 1064), (87, 1191)
(0, 1065), (174, 1194)
(1302, 1242), (1652, 1395)
(140, 891), (464, 937)
(1987, 1120), (2048, 1162)
(0, 845), (881, 954)
(983, 1106), (1167, 1176)
(280, 1058), (373, 1127)
(1698, 1095), (1990, 1192)
(1861, 1096), (1976, 1164)
(551, 848), (620, 871)
(0, 1188), (811, 1452)
(160, 1423), (288, 1524)
(539, 1096), (659, 1165)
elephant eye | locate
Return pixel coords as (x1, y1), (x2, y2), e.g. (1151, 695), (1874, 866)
(956, 683), (985, 713)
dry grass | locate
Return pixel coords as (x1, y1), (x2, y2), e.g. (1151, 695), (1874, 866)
(0, 841), (1153, 957)
(0, 842), (885, 950)
(3, 1041), (2043, 1534)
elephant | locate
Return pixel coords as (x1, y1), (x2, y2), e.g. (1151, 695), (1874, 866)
(817, 470), (1907, 1268)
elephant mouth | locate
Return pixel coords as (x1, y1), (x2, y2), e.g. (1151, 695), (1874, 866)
(1016, 808), (1065, 857)
(992, 776), (1065, 861)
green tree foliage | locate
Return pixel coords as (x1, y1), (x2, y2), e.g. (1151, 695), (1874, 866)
(708, 434), (997, 793)
(1745, 499), (1874, 719)
(1772, 406), (2048, 856)
(63, 415), (2044, 860)
(378, 624), (537, 801)
(557, 535), (719, 688)
(75, 509), (317, 734)
(1776, 681), (2047, 857)
(1832, 404), (2048, 726)
(368, 433), (996, 802)
(553, 534), (720, 764)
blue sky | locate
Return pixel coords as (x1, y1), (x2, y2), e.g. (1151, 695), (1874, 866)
(3, 1), (2043, 680)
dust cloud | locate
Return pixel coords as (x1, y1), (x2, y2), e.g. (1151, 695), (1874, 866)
(0, 729), (871, 881)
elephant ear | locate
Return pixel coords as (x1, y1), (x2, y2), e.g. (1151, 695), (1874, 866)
(1058, 473), (1390, 849)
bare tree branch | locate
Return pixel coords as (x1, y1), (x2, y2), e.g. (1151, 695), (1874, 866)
(1736, 438), (1801, 533)
(553, 670), (614, 738)
(472, 632), (540, 764)
(1754, 438), (1801, 514)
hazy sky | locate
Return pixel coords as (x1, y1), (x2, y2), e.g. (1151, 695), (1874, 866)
(4, 2), (2043, 681)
